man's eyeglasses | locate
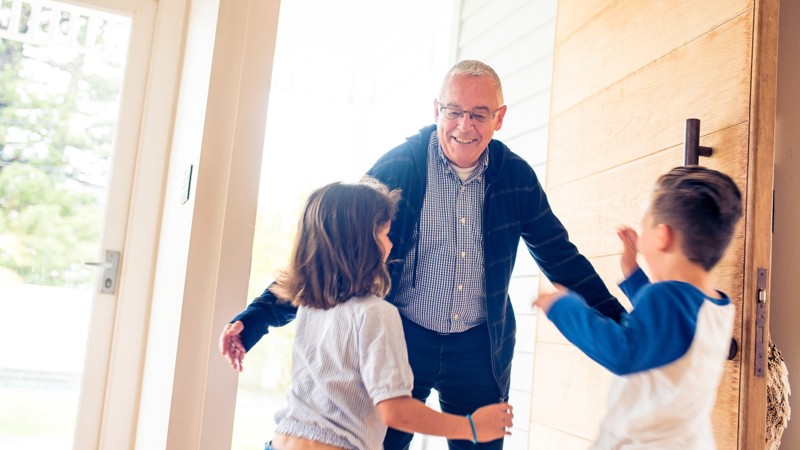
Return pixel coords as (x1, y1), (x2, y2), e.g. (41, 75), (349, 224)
(438, 103), (502, 123)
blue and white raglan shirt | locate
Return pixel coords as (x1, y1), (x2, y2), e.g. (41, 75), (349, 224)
(546, 268), (735, 450)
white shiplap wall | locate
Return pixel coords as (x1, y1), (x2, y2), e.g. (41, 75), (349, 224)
(455, 1), (557, 448)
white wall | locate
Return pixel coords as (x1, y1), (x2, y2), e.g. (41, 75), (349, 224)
(454, 0), (558, 448)
(769, 0), (800, 447)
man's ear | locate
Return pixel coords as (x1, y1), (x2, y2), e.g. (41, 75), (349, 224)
(493, 104), (508, 131)
(655, 223), (674, 251)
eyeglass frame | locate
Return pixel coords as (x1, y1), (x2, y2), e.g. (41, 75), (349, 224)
(436, 100), (504, 123)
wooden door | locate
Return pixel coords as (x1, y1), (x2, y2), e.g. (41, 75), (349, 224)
(530, 1), (778, 448)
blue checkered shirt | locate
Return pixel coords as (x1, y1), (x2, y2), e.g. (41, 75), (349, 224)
(392, 131), (488, 333)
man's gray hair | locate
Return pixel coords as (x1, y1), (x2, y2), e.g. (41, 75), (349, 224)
(439, 60), (504, 104)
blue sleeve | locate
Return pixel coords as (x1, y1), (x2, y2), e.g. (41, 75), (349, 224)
(231, 285), (297, 351)
(546, 283), (702, 375)
(619, 267), (650, 304)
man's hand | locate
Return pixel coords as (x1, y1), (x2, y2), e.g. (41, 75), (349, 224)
(219, 320), (246, 372)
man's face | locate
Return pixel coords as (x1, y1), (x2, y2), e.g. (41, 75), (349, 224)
(434, 74), (506, 168)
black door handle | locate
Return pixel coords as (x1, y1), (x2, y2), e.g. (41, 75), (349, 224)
(728, 337), (738, 360)
(684, 118), (713, 165)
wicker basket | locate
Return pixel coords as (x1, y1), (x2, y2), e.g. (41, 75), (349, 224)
(767, 339), (792, 449)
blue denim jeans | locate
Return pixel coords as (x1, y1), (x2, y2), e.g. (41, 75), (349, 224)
(383, 317), (505, 450)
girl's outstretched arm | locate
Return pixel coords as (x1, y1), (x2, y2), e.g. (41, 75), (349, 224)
(376, 397), (513, 442)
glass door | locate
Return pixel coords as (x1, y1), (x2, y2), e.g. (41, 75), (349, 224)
(0, 1), (142, 448)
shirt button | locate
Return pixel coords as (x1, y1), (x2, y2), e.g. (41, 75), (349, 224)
(457, 284), (463, 291)
(460, 217), (466, 225)
(454, 313), (460, 320)
(461, 186), (466, 192)
(461, 251), (466, 258)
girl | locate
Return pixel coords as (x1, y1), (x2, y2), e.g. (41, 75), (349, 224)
(221, 179), (513, 450)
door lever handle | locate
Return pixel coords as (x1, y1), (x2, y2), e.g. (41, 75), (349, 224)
(728, 338), (738, 360)
(684, 118), (712, 165)
(84, 250), (120, 294)
(84, 261), (113, 269)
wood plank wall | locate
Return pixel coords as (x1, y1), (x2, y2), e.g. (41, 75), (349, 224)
(531, 0), (773, 448)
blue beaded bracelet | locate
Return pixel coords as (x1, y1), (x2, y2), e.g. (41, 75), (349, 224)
(466, 413), (477, 444)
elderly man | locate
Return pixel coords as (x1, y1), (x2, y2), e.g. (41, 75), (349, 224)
(221, 60), (625, 450)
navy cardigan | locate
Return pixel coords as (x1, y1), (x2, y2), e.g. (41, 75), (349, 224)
(233, 124), (624, 396)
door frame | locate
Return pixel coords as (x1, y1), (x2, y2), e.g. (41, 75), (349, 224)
(68, 0), (185, 448)
(739, 0), (779, 446)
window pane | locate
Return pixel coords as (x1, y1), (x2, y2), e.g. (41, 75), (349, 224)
(0, 1), (131, 448)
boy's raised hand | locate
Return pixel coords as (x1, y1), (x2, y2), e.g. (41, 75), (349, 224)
(532, 283), (569, 314)
(616, 226), (639, 278)
(471, 402), (514, 442)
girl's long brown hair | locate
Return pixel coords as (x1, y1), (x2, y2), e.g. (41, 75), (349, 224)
(270, 178), (400, 309)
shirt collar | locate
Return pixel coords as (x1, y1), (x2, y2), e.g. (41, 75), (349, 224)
(430, 131), (489, 181)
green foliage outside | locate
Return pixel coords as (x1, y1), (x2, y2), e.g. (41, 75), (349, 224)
(0, 25), (126, 287)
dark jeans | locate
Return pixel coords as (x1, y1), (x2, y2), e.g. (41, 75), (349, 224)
(383, 317), (505, 450)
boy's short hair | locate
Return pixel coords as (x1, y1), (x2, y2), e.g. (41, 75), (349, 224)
(651, 166), (743, 271)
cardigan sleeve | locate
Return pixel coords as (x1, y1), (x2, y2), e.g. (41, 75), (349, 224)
(231, 285), (297, 351)
(520, 177), (626, 321)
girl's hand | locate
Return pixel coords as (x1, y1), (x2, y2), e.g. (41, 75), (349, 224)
(471, 402), (513, 442)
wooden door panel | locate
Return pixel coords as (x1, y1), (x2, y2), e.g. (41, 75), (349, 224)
(530, 0), (778, 444)
(555, 0), (616, 44)
(590, 254), (745, 322)
(547, 122), (750, 258)
(548, 10), (753, 189)
(531, 343), (610, 438)
(714, 361), (743, 449)
(551, 0), (750, 115)
(534, 0), (778, 446)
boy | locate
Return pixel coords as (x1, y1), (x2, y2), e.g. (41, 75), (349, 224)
(533, 166), (743, 449)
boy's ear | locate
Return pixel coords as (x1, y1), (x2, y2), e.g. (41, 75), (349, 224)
(655, 223), (674, 251)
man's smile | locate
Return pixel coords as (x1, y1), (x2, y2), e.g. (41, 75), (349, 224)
(452, 136), (477, 144)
